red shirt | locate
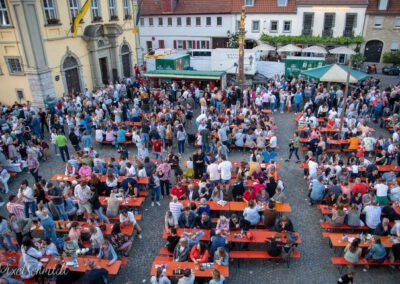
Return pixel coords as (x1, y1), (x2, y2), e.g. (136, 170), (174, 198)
(352, 183), (367, 195)
(243, 190), (256, 202)
(171, 186), (186, 199)
(153, 139), (162, 152)
(253, 183), (266, 196)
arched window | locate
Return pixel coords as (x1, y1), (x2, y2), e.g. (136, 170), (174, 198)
(121, 44), (130, 54)
(121, 44), (131, 78)
(63, 56), (78, 70)
(62, 55), (81, 93)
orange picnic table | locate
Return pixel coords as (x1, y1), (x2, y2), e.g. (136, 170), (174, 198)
(99, 196), (144, 207)
(327, 233), (395, 248)
(51, 174), (149, 184)
(180, 200), (291, 213)
(327, 139), (350, 145)
(182, 160), (280, 170)
(0, 251), (22, 268)
(46, 255), (122, 275)
(150, 260), (229, 278)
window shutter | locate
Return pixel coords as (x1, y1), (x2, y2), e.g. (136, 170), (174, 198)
(206, 41), (210, 49)
(193, 41), (196, 49)
(173, 40), (177, 49)
(183, 41), (186, 49)
(197, 41), (200, 49)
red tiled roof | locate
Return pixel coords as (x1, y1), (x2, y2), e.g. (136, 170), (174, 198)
(297, 0), (368, 5)
(367, 0), (400, 15)
(141, 0), (296, 16)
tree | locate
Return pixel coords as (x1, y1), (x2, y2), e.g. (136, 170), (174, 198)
(228, 33), (239, 48)
(382, 50), (400, 65)
(351, 53), (366, 69)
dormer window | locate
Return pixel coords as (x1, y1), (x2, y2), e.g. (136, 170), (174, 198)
(378, 0), (389, 11)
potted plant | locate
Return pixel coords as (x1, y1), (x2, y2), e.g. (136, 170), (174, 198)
(93, 16), (102, 22)
(47, 18), (60, 25)
(124, 14), (132, 20)
(110, 15), (119, 21)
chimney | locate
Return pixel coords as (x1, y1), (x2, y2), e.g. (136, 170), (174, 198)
(161, 0), (178, 13)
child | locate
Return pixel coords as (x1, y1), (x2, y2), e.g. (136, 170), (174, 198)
(184, 157), (194, 178)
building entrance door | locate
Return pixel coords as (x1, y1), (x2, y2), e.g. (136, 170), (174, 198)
(99, 57), (109, 84)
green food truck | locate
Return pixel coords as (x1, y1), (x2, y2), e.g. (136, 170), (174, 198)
(285, 56), (325, 78)
(155, 54), (190, 71)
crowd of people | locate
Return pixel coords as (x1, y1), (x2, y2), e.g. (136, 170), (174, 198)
(0, 69), (398, 284)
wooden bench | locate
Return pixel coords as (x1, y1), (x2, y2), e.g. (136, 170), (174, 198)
(100, 140), (133, 145)
(299, 146), (308, 152)
(154, 255), (172, 262)
(320, 222), (370, 231)
(230, 250), (300, 268)
(326, 148), (340, 153)
(139, 191), (149, 197)
(331, 256), (400, 273)
(94, 214), (142, 222)
(159, 247), (173, 256)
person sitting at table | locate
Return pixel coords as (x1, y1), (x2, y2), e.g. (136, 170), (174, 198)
(197, 198), (211, 217)
(105, 173), (118, 196)
(106, 188), (120, 217)
(39, 238), (59, 256)
(229, 214), (246, 231)
(374, 181), (390, 205)
(256, 188), (269, 205)
(265, 233), (283, 257)
(173, 238), (190, 262)
(210, 230), (228, 256)
(120, 208), (142, 240)
(171, 185), (186, 200)
(68, 221), (82, 243)
(390, 181), (400, 201)
(186, 184), (200, 202)
(199, 183), (212, 201)
(165, 211), (178, 231)
(363, 200), (382, 229)
(274, 216), (294, 232)
(323, 191), (337, 206)
(93, 160), (106, 175)
(243, 187), (256, 205)
(150, 267), (171, 284)
(20, 237), (43, 281)
(374, 218), (392, 236)
(243, 200), (260, 226)
(78, 163), (92, 178)
(336, 193), (351, 207)
(111, 221), (133, 257)
(97, 240), (118, 266)
(308, 176), (326, 206)
(391, 220), (400, 237)
(365, 236), (387, 265)
(346, 204), (364, 227)
(211, 185), (224, 202)
(366, 169), (379, 185)
(89, 225), (104, 254)
(0, 215), (17, 251)
(84, 260), (109, 284)
(325, 204), (346, 227)
(344, 238), (362, 264)
(216, 216), (229, 232)
(195, 212), (212, 230)
(190, 241), (210, 264)
(362, 191), (376, 206)
(231, 176), (245, 202)
(65, 162), (76, 177)
(178, 207), (196, 229)
(382, 171), (396, 183)
(63, 235), (80, 256)
(177, 268), (195, 284)
(214, 247), (229, 266)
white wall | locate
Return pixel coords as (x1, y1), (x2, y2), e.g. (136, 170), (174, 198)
(297, 6), (367, 37)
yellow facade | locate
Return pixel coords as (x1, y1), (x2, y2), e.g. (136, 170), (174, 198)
(0, 0), (138, 106)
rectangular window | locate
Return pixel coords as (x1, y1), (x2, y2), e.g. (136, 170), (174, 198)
(244, 0), (254, 6)
(186, 17), (191, 26)
(303, 12), (314, 35)
(68, 0), (79, 21)
(270, 20), (278, 32)
(391, 40), (399, 51)
(206, 17), (211, 26)
(378, 0), (389, 10)
(395, 16), (400, 28)
(167, 17), (172, 26)
(43, 0), (57, 21)
(283, 21), (291, 32)
(324, 13), (335, 29)
(200, 41), (207, 49)
(91, 0), (100, 18)
(108, 0), (116, 17)
(140, 17), (144, 26)
(217, 17), (222, 26)
(16, 89), (24, 101)
(187, 40), (193, 49)
(374, 16), (384, 28)
(158, 40), (165, 48)
(236, 20), (240, 31)
(177, 17), (182, 26)
(123, 0), (131, 18)
(7, 57), (23, 74)
(196, 17), (201, 26)
(149, 17), (153, 26)
(345, 13), (357, 29)
(0, 0), (10, 26)
(158, 17), (163, 26)
(277, 0), (288, 6)
(251, 20), (260, 32)
(177, 40), (183, 49)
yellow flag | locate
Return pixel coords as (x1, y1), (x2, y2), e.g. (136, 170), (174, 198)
(72, 0), (92, 37)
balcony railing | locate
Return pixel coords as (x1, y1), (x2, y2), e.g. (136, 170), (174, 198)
(343, 29), (354, 37)
(322, 29), (333, 37)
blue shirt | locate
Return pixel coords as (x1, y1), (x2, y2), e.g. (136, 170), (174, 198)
(310, 180), (326, 201)
(81, 135), (93, 148)
(295, 92), (302, 104)
(262, 150), (277, 163)
(117, 129), (126, 143)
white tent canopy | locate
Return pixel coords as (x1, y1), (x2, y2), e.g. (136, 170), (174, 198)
(277, 44), (302, 53)
(253, 43), (275, 52)
(329, 46), (356, 55)
(302, 45), (327, 54)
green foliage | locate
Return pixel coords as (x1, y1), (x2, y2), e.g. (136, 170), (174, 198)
(382, 50), (400, 64)
(351, 53), (366, 68)
(228, 33), (239, 48)
(259, 34), (364, 45)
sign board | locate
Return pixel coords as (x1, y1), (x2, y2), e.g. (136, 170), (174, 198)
(285, 56), (325, 78)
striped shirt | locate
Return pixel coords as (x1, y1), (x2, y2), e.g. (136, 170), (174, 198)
(6, 202), (25, 219)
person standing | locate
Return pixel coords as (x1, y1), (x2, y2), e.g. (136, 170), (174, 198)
(218, 154), (232, 191)
(177, 125), (186, 154)
(47, 182), (69, 221)
(55, 130), (70, 162)
(27, 153), (41, 182)
(17, 180), (36, 218)
(150, 170), (161, 206)
(286, 133), (301, 163)
(157, 159), (171, 197)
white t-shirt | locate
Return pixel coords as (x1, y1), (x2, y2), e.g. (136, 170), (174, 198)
(218, 161), (232, 180)
(120, 211), (137, 225)
(269, 136), (277, 148)
(207, 163), (220, 181)
(374, 183), (388, 197)
(308, 160), (318, 178)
